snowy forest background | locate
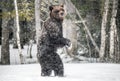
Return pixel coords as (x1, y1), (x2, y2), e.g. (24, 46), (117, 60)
(0, 0), (120, 81)
(0, 0), (120, 64)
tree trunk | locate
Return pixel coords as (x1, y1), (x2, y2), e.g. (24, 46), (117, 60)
(14, 0), (24, 64)
(116, 0), (120, 63)
(99, 0), (110, 61)
(35, 0), (41, 53)
(1, 18), (10, 64)
(62, 1), (78, 56)
(109, 0), (118, 61)
(1, 0), (14, 65)
(0, 9), (2, 45)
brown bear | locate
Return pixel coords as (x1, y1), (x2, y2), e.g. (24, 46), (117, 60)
(37, 4), (70, 77)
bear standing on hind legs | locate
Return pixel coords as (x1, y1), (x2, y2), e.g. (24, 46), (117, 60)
(37, 4), (70, 77)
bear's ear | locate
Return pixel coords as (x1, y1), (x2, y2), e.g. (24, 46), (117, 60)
(49, 5), (53, 11)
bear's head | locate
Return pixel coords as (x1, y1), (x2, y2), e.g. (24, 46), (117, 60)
(49, 5), (65, 21)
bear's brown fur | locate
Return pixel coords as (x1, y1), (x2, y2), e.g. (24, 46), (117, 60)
(37, 5), (70, 77)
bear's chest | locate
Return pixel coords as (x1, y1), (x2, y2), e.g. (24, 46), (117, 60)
(53, 22), (62, 34)
(46, 20), (63, 36)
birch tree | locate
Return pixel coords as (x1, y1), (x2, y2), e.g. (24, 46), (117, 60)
(35, 0), (41, 44)
(109, 0), (118, 61)
(99, 0), (110, 61)
(14, 0), (24, 64)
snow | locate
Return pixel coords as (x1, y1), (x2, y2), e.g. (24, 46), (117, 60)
(0, 63), (120, 81)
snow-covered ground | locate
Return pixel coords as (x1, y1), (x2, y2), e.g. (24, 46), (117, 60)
(0, 63), (120, 81)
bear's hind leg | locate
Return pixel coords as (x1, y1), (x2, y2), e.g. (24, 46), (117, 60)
(54, 64), (64, 77)
(53, 53), (64, 77)
(41, 67), (52, 76)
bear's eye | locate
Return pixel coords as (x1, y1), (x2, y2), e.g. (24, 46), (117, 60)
(54, 10), (59, 13)
(61, 9), (64, 12)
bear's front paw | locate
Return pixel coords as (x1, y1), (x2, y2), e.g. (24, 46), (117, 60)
(66, 39), (71, 47)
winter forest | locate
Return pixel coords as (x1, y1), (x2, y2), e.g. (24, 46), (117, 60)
(0, 0), (120, 81)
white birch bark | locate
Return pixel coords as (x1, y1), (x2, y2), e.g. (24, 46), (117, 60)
(99, 0), (110, 60)
(63, 19), (77, 55)
(14, 0), (24, 64)
(110, 0), (118, 59)
(35, 0), (41, 45)
(63, 0), (78, 56)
